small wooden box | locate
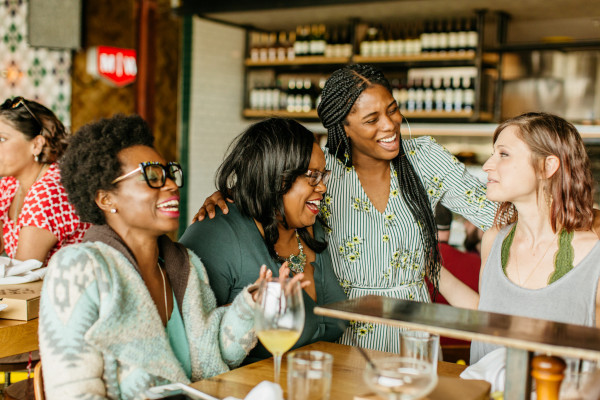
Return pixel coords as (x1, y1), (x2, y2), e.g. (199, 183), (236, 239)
(0, 281), (43, 321)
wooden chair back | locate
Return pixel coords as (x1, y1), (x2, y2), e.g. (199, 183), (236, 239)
(33, 362), (44, 400)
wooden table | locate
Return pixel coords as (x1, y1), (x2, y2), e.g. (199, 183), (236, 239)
(314, 295), (600, 400)
(191, 341), (490, 399)
(0, 318), (38, 358)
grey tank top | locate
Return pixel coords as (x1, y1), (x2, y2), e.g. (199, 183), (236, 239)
(470, 224), (600, 364)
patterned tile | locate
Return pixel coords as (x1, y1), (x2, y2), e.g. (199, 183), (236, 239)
(0, 0), (71, 126)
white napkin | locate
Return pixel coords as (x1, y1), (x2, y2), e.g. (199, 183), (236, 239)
(460, 347), (506, 393)
(0, 256), (45, 284)
(223, 381), (283, 400)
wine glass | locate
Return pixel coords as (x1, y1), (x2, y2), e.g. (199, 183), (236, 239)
(363, 357), (438, 400)
(255, 278), (305, 383)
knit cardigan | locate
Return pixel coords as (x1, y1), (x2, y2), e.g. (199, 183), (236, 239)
(38, 225), (258, 400)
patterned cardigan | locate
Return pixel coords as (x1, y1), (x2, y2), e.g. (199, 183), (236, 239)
(39, 225), (258, 400)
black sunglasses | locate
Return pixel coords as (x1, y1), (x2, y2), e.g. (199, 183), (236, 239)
(112, 162), (184, 189)
(1, 97), (43, 134)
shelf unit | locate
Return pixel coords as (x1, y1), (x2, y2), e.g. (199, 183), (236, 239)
(242, 10), (500, 123)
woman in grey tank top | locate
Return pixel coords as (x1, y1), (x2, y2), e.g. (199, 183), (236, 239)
(439, 112), (600, 364)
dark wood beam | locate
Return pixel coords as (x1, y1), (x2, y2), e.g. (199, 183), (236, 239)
(136, 0), (157, 130)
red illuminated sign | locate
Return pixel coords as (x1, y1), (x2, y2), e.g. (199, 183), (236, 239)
(86, 46), (137, 87)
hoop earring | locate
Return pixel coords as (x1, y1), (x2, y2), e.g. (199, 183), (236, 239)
(110, 208), (117, 214)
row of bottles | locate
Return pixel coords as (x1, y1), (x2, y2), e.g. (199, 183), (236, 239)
(360, 18), (478, 58)
(391, 73), (476, 113)
(248, 24), (353, 62)
(249, 76), (328, 112)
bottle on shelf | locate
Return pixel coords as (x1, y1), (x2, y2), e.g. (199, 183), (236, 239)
(444, 76), (454, 112)
(414, 77), (424, 112)
(433, 76), (445, 112)
(287, 30), (296, 60)
(453, 76), (464, 112)
(457, 18), (468, 53)
(276, 31), (287, 61)
(316, 76), (327, 107)
(309, 24), (326, 56)
(423, 77), (434, 112)
(286, 79), (296, 112)
(302, 78), (313, 112)
(406, 77), (416, 112)
(294, 78), (304, 112)
(436, 20), (448, 54)
(360, 25), (378, 57)
(447, 19), (459, 54)
(325, 25), (337, 57)
(420, 20), (431, 54)
(249, 32), (260, 61)
(467, 17), (478, 53)
(340, 25), (353, 58)
(267, 32), (277, 61)
(258, 32), (269, 61)
(463, 76), (475, 112)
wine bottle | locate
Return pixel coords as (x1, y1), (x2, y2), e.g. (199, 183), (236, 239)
(437, 20), (448, 54)
(302, 78), (313, 112)
(434, 76), (445, 112)
(444, 76), (454, 112)
(325, 25), (336, 57)
(453, 76), (464, 112)
(287, 30), (296, 60)
(420, 20), (431, 54)
(414, 77), (424, 112)
(295, 78), (304, 112)
(424, 76), (434, 112)
(277, 31), (287, 61)
(293, 26), (304, 57)
(447, 19), (459, 54)
(406, 77), (416, 112)
(360, 25), (378, 57)
(457, 18), (468, 53)
(286, 79), (296, 112)
(399, 78), (409, 112)
(463, 76), (475, 112)
(467, 17), (478, 53)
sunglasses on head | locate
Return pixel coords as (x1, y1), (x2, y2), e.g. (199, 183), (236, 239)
(305, 169), (331, 186)
(111, 161), (184, 189)
(1, 97), (43, 134)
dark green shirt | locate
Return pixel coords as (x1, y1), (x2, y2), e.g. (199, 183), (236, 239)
(180, 203), (347, 364)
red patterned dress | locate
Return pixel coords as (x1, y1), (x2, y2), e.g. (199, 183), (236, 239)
(0, 163), (90, 263)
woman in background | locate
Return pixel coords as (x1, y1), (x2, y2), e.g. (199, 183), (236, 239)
(439, 112), (600, 364)
(181, 117), (346, 364)
(0, 97), (89, 263)
(39, 115), (274, 399)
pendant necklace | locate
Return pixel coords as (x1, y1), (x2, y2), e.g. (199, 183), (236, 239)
(285, 230), (307, 274)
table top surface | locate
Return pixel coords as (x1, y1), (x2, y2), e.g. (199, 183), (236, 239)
(314, 295), (600, 360)
(191, 341), (490, 400)
(0, 317), (39, 358)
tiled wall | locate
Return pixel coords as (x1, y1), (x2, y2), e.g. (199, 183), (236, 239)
(0, 0), (71, 126)
(187, 17), (247, 218)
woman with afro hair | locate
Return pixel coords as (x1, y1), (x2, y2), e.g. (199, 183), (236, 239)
(39, 114), (282, 399)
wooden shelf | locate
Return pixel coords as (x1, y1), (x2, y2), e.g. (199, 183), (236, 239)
(245, 56), (350, 66)
(353, 51), (476, 64)
(243, 109), (319, 119)
(243, 109), (494, 122)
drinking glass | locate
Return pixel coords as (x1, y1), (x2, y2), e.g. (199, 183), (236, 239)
(287, 350), (333, 400)
(399, 330), (440, 374)
(254, 278), (305, 384)
(363, 357), (437, 400)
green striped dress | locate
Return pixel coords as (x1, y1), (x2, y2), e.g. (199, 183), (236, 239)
(320, 136), (496, 353)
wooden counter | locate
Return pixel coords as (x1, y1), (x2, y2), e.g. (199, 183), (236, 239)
(314, 295), (600, 399)
(191, 341), (490, 399)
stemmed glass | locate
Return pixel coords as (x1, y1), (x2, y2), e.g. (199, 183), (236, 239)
(363, 357), (438, 400)
(255, 277), (305, 383)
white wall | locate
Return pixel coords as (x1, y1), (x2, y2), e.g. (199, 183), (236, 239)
(188, 17), (247, 218)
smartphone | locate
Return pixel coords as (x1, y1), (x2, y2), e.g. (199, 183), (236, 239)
(143, 383), (219, 400)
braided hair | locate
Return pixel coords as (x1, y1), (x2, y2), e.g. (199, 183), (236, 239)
(317, 64), (442, 298)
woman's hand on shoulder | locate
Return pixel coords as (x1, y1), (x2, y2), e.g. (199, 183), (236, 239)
(192, 190), (232, 222)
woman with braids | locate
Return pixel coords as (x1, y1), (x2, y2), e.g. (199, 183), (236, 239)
(0, 97), (89, 264)
(439, 113), (600, 365)
(181, 118), (346, 364)
(195, 64), (496, 352)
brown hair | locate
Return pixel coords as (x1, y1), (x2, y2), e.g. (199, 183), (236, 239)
(492, 112), (594, 232)
(0, 98), (69, 163)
